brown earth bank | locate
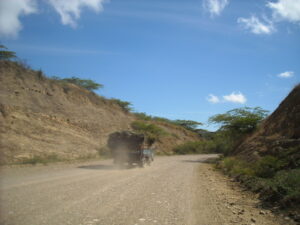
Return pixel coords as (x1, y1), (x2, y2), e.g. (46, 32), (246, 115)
(234, 84), (300, 161)
(0, 155), (294, 225)
(221, 84), (300, 218)
(0, 61), (199, 164)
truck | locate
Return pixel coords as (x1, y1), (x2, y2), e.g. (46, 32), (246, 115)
(107, 131), (154, 168)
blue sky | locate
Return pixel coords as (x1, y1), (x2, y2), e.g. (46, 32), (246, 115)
(0, 0), (299, 130)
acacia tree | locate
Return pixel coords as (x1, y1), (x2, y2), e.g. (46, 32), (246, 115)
(110, 98), (133, 112)
(61, 77), (103, 91)
(0, 45), (16, 60)
(209, 107), (269, 155)
(173, 120), (203, 131)
(209, 107), (269, 134)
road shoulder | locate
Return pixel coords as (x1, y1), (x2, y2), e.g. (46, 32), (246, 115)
(192, 163), (296, 225)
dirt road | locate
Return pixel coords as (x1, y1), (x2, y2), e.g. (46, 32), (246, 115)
(0, 155), (289, 225)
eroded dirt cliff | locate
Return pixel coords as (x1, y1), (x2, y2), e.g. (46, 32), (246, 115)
(0, 61), (198, 164)
(235, 84), (300, 161)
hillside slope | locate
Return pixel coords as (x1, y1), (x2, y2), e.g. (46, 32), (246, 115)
(234, 84), (300, 161)
(0, 61), (199, 164)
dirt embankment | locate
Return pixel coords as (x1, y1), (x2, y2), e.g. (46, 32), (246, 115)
(0, 61), (198, 164)
(235, 84), (300, 161)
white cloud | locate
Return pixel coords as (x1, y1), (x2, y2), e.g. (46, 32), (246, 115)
(0, 0), (37, 38)
(223, 92), (247, 104)
(237, 16), (275, 34)
(267, 0), (300, 23)
(0, 0), (108, 38)
(207, 92), (247, 104)
(277, 71), (294, 78)
(207, 94), (220, 104)
(47, 0), (107, 28)
(203, 0), (229, 17)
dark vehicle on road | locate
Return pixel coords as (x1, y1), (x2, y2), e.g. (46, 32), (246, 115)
(107, 131), (155, 168)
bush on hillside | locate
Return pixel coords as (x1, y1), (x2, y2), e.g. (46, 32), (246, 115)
(59, 77), (103, 91)
(173, 140), (217, 155)
(254, 156), (286, 178)
(131, 121), (167, 142)
(204, 132), (233, 155)
(173, 120), (203, 131)
(110, 98), (133, 112)
(208, 107), (269, 155)
(217, 155), (300, 208)
(152, 116), (173, 123)
(209, 107), (268, 134)
(265, 169), (300, 206)
(134, 112), (152, 120)
(0, 45), (16, 61)
(132, 112), (205, 134)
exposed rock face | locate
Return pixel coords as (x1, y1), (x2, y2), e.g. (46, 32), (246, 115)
(234, 84), (300, 161)
(0, 61), (198, 164)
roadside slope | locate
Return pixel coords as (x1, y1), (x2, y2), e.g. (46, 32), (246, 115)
(235, 84), (300, 161)
(0, 61), (198, 164)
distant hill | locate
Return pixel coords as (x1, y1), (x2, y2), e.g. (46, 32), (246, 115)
(234, 84), (300, 161)
(0, 61), (199, 164)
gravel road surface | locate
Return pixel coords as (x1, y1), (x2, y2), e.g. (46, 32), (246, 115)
(0, 155), (289, 225)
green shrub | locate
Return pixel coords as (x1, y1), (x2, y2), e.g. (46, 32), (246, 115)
(208, 107), (269, 155)
(134, 112), (152, 121)
(132, 114), (204, 133)
(222, 157), (238, 171)
(209, 107), (269, 134)
(261, 169), (300, 206)
(49, 76), (103, 92)
(220, 157), (254, 176)
(152, 117), (173, 123)
(173, 120), (203, 131)
(111, 98), (133, 112)
(254, 156), (285, 178)
(61, 77), (103, 91)
(218, 156), (300, 208)
(276, 146), (300, 169)
(274, 169), (300, 205)
(0, 45), (16, 60)
(209, 132), (235, 155)
(173, 140), (217, 155)
(131, 121), (167, 141)
(231, 162), (255, 177)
